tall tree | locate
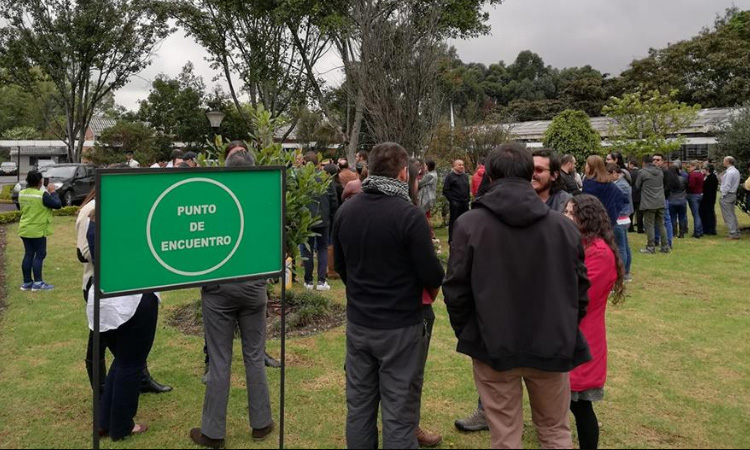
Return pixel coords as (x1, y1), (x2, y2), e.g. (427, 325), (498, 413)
(175, 0), (330, 141)
(0, 0), (172, 162)
(138, 62), (208, 147)
(621, 8), (750, 108)
(718, 105), (750, 166)
(603, 89), (700, 157)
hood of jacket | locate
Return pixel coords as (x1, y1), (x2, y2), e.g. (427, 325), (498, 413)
(474, 178), (550, 227)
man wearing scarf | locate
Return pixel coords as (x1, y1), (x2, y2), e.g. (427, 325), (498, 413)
(333, 142), (445, 449)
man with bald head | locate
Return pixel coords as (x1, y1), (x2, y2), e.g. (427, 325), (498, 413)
(443, 159), (470, 243)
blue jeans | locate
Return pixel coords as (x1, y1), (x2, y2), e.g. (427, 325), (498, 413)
(301, 226), (329, 284)
(655, 201), (673, 247)
(669, 202), (689, 237)
(21, 237), (47, 283)
(688, 194), (704, 236)
(613, 225), (632, 275)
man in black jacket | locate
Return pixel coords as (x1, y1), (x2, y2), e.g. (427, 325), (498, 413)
(333, 142), (445, 449)
(302, 152), (339, 291)
(443, 142), (591, 449)
(443, 159), (470, 243)
(560, 154), (582, 195)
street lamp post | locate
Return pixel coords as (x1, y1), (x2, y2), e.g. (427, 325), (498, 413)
(206, 110), (225, 132)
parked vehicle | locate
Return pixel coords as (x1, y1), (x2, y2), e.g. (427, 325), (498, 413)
(12, 163), (96, 209)
(1, 161), (18, 176)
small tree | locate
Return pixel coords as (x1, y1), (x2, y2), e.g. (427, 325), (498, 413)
(219, 105), (332, 264)
(718, 105), (750, 166)
(543, 109), (601, 165)
(603, 89), (700, 158)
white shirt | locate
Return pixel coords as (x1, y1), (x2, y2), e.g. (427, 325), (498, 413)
(150, 163), (161, 169)
(87, 287), (161, 332)
(127, 159), (140, 168)
(76, 201), (96, 291)
(721, 165), (741, 197)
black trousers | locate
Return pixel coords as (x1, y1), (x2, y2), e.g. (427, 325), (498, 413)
(448, 201), (469, 243)
(100, 293), (159, 440)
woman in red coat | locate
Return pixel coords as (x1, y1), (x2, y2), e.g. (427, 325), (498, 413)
(563, 194), (625, 450)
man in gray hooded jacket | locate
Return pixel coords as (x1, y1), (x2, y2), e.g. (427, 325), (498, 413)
(636, 155), (669, 254)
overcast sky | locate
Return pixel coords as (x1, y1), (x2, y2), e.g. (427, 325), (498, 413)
(114, 0), (750, 111)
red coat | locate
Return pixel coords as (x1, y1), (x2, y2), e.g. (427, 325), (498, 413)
(570, 238), (617, 392)
(471, 165), (485, 197)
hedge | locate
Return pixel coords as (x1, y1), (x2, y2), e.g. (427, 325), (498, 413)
(0, 206), (79, 225)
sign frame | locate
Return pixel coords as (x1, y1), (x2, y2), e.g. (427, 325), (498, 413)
(90, 166), (288, 449)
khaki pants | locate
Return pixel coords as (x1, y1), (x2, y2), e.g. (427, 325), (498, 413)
(473, 360), (572, 449)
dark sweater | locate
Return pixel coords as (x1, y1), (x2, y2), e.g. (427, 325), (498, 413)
(333, 192), (445, 329)
(583, 179), (626, 225)
(443, 179), (591, 373)
(443, 171), (470, 204)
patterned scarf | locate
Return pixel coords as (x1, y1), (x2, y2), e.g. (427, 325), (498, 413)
(361, 175), (411, 203)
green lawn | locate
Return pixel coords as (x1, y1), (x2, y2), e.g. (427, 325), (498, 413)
(1, 212), (750, 449)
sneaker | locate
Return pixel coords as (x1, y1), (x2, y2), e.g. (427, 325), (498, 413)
(316, 281), (331, 291)
(417, 427), (443, 447)
(639, 247), (656, 254)
(624, 274), (633, 283)
(455, 407), (489, 432)
(252, 422), (274, 441)
(20, 282), (33, 291)
(660, 247), (671, 254)
(303, 283), (314, 290)
(31, 282), (54, 291)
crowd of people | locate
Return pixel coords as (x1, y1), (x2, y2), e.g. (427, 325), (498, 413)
(11, 140), (749, 449)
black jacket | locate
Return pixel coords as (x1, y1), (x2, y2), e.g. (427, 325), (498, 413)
(443, 171), (470, 204)
(443, 178), (592, 373)
(560, 170), (581, 195)
(308, 176), (340, 229)
(629, 168), (642, 204)
(333, 192), (445, 329)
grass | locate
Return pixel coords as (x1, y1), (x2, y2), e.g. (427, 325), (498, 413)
(1, 210), (750, 449)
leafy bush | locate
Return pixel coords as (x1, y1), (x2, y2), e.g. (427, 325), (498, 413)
(0, 211), (21, 224)
(0, 206), (78, 224)
(285, 289), (332, 328)
(543, 109), (602, 165)
(0, 184), (12, 201)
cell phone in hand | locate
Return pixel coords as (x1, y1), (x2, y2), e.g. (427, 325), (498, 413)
(43, 177), (50, 187)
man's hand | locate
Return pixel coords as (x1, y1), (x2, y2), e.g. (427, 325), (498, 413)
(46, 183), (56, 194)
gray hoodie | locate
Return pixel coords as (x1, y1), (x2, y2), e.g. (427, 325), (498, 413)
(635, 164), (665, 210)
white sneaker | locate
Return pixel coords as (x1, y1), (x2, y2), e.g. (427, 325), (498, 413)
(316, 282), (331, 291)
(304, 283), (314, 290)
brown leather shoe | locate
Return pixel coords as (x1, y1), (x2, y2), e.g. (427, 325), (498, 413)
(252, 422), (275, 441)
(417, 427), (442, 448)
(190, 427), (225, 449)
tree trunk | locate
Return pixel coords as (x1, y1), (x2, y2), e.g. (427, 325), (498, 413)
(347, 88), (365, 163)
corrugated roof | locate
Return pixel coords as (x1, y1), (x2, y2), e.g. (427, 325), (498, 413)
(88, 117), (117, 137)
(484, 108), (735, 141)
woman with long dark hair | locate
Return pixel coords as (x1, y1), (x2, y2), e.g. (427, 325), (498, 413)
(563, 195), (625, 450)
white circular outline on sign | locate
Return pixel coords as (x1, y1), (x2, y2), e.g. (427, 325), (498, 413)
(146, 177), (245, 277)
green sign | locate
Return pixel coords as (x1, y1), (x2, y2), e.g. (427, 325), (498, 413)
(97, 167), (284, 296)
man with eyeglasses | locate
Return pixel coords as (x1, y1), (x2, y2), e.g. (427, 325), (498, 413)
(532, 149), (571, 212)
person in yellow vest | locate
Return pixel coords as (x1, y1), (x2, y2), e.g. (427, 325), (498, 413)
(18, 170), (62, 291)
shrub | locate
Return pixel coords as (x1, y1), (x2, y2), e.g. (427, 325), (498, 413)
(0, 206), (79, 225)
